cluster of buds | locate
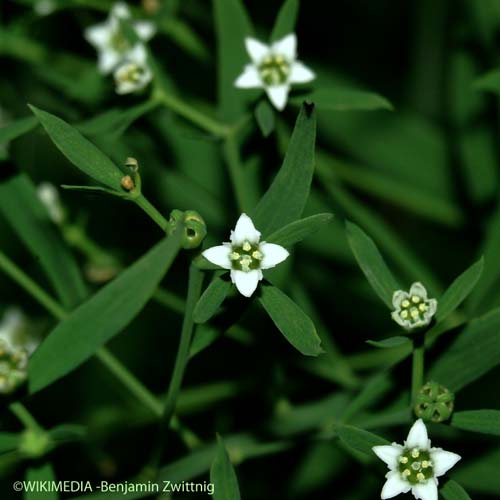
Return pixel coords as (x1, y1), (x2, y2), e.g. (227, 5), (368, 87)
(85, 2), (155, 94)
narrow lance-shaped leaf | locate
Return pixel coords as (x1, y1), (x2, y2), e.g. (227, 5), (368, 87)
(345, 221), (400, 308)
(29, 105), (124, 191)
(0, 433), (20, 454)
(436, 257), (484, 322)
(193, 276), (232, 324)
(254, 100), (275, 137)
(29, 230), (183, 393)
(429, 307), (500, 391)
(451, 410), (500, 436)
(440, 480), (472, 500)
(0, 174), (87, 308)
(210, 435), (242, 500)
(213, 0), (253, 122)
(266, 213), (333, 248)
(259, 283), (322, 356)
(366, 337), (412, 349)
(253, 103), (316, 236)
(0, 116), (38, 146)
(337, 425), (390, 456)
(270, 0), (299, 41)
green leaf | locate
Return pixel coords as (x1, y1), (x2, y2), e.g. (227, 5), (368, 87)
(190, 325), (220, 358)
(77, 101), (158, 141)
(436, 258), (484, 322)
(295, 88), (393, 111)
(29, 105), (124, 191)
(194, 276), (232, 324)
(266, 213), (333, 247)
(451, 410), (500, 436)
(25, 463), (58, 500)
(345, 221), (400, 308)
(473, 68), (500, 94)
(253, 103), (316, 236)
(366, 337), (412, 349)
(214, 0), (253, 122)
(259, 284), (322, 356)
(61, 185), (126, 198)
(453, 448), (500, 495)
(440, 480), (472, 500)
(0, 116), (38, 146)
(429, 307), (500, 391)
(210, 435), (241, 500)
(0, 432), (20, 454)
(270, 0), (299, 41)
(255, 100), (275, 137)
(337, 425), (390, 456)
(0, 174), (87, 308)
(28, 231), (183, 393)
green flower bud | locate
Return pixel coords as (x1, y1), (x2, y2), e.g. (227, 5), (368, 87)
(168, 209), (207, 250)
(19, 429), (51, 458)
(414, 381), (454, 423)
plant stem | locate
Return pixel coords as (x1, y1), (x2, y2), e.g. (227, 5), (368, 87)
(154, 89), (229, 138)
(134, 194), (169, 232)
(9, 402), (43, 432)
(411, 333), (425, 403)
(150, 264), (203, 467)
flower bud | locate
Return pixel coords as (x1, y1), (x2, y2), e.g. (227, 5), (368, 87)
(167, 210), (207, 249)
(19, 429), (51, 458)
(414, 381), (454, 423)
(121, 175), (135, 191)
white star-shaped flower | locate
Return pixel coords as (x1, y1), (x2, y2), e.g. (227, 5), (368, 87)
(202, 213), (289, 297)
(391, 282), (437, 330)
(84, 2), (155, 74)
(235, 33), (315, 111)
(113, 44), (153, 94)
(373, 419), (461, 500)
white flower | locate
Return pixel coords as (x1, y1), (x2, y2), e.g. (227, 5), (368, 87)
(113, 44), (153, 94)
(235, 33), (315, 111)
(202, 213), (289, 297)
(84, 2), (155, 74)
(0, 308), (39, 356)
(391, 282), (437, 330)
(373, 419), (461, 500)
(34, 0), (56, 16)
(37, 182), (65, 225)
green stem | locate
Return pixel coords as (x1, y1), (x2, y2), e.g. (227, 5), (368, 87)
(134, 194), (169, 232)
(150, 264), (203, 467)
(9, 402), (43, 433)
(411, 335), (425, 403)
(154, 89), (229, 138)
(223, 135), (253, 213)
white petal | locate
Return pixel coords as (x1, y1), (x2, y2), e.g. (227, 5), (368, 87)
(409, 282), (428, 299)
(266, 85), (289, 111)
(271, 33), (297, 61)
(405, 419), (430, 450)
(430, 448), (461, 477)
(259, 242), (289, 270)
(201, 245), (232, 269)
(289, 61), (315, 83)
(125, 44), (148, 64)
(231, 270), (262, 297)
(230, 213), (261, 245)
(111, 1), (130, 19)
(98, 50), (121, 74)
(427, 298), (437, 317)
(134, 21), (156, 41)
(84, 23), (111, 49)
(245, 37), (270, 64)
(372, 444), (403, 470)
(381, 471), (411, 499)
(411, 480), (438, 500)
(392, 290), (408, 309)
(234, 64), (262, 88)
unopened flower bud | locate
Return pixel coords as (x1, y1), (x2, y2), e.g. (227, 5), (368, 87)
(19, 429), (51, 458)
(121, 175), (135, 191)
(414, 381), (454, 423)
(125, 157), (139, 172)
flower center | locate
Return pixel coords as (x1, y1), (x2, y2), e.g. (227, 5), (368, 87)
(229, 241), (263, 272)
(258, 54), (291, 86)
(117, 64), (145, 84)
(397, 294), (431, 326)
(398, 448), (434, 485)
(0, 339), (28, 394)
(109, 30), (131, 53)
